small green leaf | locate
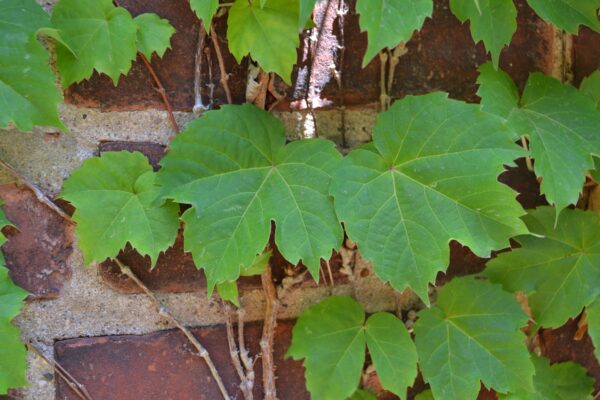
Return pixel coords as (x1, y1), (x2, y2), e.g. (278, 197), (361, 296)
(299, 0), (317, 29)
(347, 389), (377, 400)
(580, 71), (600, 111)
(586, 297), (600, 361)
(485, 207), (600, 329)
(415, 390), (434, 400)
(227, 0), (300, 84)
(190, 0), (219, 31)
(134, 13), (175, 59)
(61, 151), (179, 266)
(0, 0), (64, 131)
(330, 92), (527, 301)
(158, 104), (342, 289)
(365, 312), (418, 398)
(356, 0), (432, 66)
(526, 0), (600, 34)
(414, 276), (534, 400)
(217, 281), (239, 306)
(449, 0), (517, 68)
(478, 63), (600, 214)
(241, 251), (271, 277)
(499, 355), (594, 399)
(52, 0), (139, 86)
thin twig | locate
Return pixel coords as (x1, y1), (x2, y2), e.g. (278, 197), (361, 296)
(27, 343), (93, 400)
(379, 52), (389, 111)
(0, 159), (73, 224)
(115, 259), (230, 400)
(237, 308), (253, 376)
(260, 266), (280, 400)
(386, 44), (407, 100)
(205, 47), (216, 106)
(224, 303), (254, 400)
(210, 24), (232, 104)
(194, 22), (209, 114)
(520, 136), (534, 172)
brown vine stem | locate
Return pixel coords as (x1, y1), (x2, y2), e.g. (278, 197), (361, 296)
(260, 265), (280, 400)
(520, 136), (535, 172)
(210, 24), (233, 104)
(115, 259), (230, 400)
(0, 159), (73, 224)
(26, 342), (93, 400)
(193, 22), (209, 113)
(224, 303), (254, 400)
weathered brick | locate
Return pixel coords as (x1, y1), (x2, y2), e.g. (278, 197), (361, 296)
(99, 141), (166, 170)
(0, 183), (73, 299)
(573, 27), (600, 86)
(55, 320), (309, 400)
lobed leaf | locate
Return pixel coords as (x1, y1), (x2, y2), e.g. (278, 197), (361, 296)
(134, 13), (175, 60)
(485, 207), (600, 329)
(414, 276), (534, 400)
(526, 0), (600, 34)
(579, 71), (600, 182)
(356, 0), (432, 66)
(61, 151), (179, 266)
(158, 104), (342, 290)
(330, 92), (527, 301)
(348, 389), (377, 400)
(586, 297), (600, 361)
(190, 0), (219, 31)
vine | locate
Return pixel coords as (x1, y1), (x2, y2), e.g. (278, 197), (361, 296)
(0, 0), (600, 399)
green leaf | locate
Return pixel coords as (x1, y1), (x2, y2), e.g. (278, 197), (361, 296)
(61, 151), (179, 266)
(580, 71), (600, 111)
(216, 280), (239, 306)
(415, 390), (434, 400)
(227, 0), (300, 84)
(356, 0), (432, 67)
(134, 13), (175, 60)
(526, 0), (600, 34)
(158, 104), (342, 289)
(52, 0), (139, 86)
(586, 297), (600, 361)
(365, 312), (418, 398)
(348, 389), (377, 400)
(190, 0), (219, 32)
(330, 92), (527, 301)
(241, 250), (271, 277)
(485, 207), (600, 329)
(288, 296), (418, 400)
(299, 0), (317, 29)
(414, 276), (534, 400)
(0, 0), (64, 131)
(449, 0), (517, 68)
(499, 355), (594, 400)
(478, 63), (600, 214)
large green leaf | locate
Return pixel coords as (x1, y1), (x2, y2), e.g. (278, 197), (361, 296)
(61, 151), (179, 266)
(0, 0), (64, 131)
(580, 71), (600, 182)
(52, 0), (139, 86)
(0, 207), (28, 394)
(287, 296), (417, 400)
(449, 0), (517, 68)
(414, 276), (534, 400)
(348, 389), (377, 400)
(485, 207), (600, 329)
(526, 0), (600, 34)
(500, 355), (594, 399)
(356, 0), (432, 67)
(158, 104), (342, 289)
(134, 13), (175, 60)
(478, 63), (600, 214)
(190, 0), (219, 32)
(330, 92), (527, 301)
(586, 297), (600, 360)
(227, 0), (300, 84)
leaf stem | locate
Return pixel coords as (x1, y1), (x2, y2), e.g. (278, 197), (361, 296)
(260, 265), (279, 400)
(210, 24), (233, 104)
(224, 302), (254, 400)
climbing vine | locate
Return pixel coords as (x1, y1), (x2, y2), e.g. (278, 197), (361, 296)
(1, 0), (600, 399)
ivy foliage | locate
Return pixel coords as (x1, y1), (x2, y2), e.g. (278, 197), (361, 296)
(190, 0), (219, 32)
(478, 62), (600, 214)
(414, 277), (534, 399)
(0, 0), (64, 131)
(485, 207), (600, 329)
(330, 92), (527, 301)
(526, 0), (600, 34)
(134, 13), (176, 60)
(158, 104), (342, 290)
(0, 206), (29, 395)
(287, 296), (417, 400)
(61, 151), (180, 266)
(586, 298), (600, 361)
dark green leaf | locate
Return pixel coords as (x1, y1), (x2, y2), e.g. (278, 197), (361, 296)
(348, 389), (377, 400)
(526, 0), (600, 34)
(586, 297), (600, 361)
(299, 0), (317, 29)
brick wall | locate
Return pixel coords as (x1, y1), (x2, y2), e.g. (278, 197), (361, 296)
(0, 0), (599, 399)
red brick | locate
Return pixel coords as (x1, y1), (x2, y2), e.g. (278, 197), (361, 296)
(55, 320), (310, 400)
(99, 141), (166, 170)
(573, 27), (600, 86)
(0, 183), (73, 299)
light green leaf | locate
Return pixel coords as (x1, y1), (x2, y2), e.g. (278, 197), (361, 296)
(365, 312), (418, 398)
(485, 207), (600, 329)
(526, 0), (600, 34)
(414, 276), (534, 400)
(478, 63), (600, 214)
(299, 0), (317, 29)
(449, 0), (517, 68)
(356, 0), (432, 67)
(586, 297), (600, 361)
(52, 0), (139, 86)
(241, 251), (271, 277)
(216, 281), (239, 306)
(158, 104), (342, 289)
(0, 0), (64, 131)
(190, 0), (219, 32)
(499, 355), (594, 400)
(580, 71), (600, 111)
(348, 389), (377, 400)
(330, 92), (527, 301)
(227, 0), (300, 84)
(134, 13), (175, 59)
(61, 151), (179, 266)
